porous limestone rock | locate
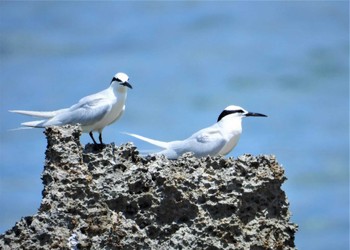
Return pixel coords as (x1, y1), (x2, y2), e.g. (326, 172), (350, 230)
(0, 125), (297, 249)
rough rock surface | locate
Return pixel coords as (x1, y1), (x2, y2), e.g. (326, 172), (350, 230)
(0, 125), (297, 249)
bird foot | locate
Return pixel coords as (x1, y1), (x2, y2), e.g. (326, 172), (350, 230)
(93, 143), (105, 151)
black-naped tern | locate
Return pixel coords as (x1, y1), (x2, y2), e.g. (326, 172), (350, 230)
(125, 105), (267, 159)
(10, 72), (132, 146)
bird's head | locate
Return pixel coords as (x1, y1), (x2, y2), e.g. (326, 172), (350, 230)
(217, 105), (267, 122)
(110, 72), (133, 89)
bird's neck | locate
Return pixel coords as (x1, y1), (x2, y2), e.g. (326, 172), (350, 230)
(110, 83), (128, 96)
(116, 86), (128, 94)
(218, 116), (243, 134)
(108, 82), (126, 94)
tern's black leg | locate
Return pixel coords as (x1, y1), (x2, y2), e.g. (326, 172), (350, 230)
(90, 131), (104, 150)
(89, 131), (98, 145)
(99, 133), (103, 145)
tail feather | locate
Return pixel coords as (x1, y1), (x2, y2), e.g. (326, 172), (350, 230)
(21, 120), (47, 128)
(9, 109), (65, 119)
(123, 132), (169, 149)
(9, 127), (35, 132)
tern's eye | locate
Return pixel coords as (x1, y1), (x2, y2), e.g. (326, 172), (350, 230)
(116, 78), (122, 82)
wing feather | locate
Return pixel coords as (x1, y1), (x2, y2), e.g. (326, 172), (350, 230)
(42, 98), (111, 127)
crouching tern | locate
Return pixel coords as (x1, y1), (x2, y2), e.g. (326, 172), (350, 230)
(125, 105), (267, 159)
(10, 72), (132, 146)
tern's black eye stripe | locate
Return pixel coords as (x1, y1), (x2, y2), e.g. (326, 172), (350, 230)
(111, 77), (122, 83)
(110, 76), (125, 85)
(217, 109), (244, 122)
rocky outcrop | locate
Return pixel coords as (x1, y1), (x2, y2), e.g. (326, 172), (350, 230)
(0, 125), (297, 249)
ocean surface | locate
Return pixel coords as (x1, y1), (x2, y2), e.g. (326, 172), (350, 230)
(0, 2), (348, 249)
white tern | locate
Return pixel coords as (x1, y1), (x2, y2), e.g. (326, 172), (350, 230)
(10, 72), (132, 146)
(125, 105), (266, 159)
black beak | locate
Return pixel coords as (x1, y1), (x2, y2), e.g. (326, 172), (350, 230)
(246, 112), (267, 117)
(121, 81), (133, 89)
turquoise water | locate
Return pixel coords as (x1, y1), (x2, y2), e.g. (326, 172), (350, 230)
(0, 2), (349, 249)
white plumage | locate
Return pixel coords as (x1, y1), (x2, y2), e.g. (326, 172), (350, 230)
(10, 72), (132, 145)
(125, 105), (266, 159)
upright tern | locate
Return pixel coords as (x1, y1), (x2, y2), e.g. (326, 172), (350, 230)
(10, 72), (132, 146)
(125, 105), (267, 159)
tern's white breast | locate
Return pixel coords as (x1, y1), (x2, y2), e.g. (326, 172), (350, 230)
(82, 90), (127, 132)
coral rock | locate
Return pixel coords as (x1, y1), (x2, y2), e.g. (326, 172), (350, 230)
(0, 125), (297, 249)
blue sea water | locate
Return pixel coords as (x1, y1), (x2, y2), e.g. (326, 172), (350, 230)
(0, 2), (348, 249)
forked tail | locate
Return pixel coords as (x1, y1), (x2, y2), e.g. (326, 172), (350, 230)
(21, 120), (47, 128)
(123, 132), (169, 149)
(9, 119), (47, 131)
(9, 109), (66, 119)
